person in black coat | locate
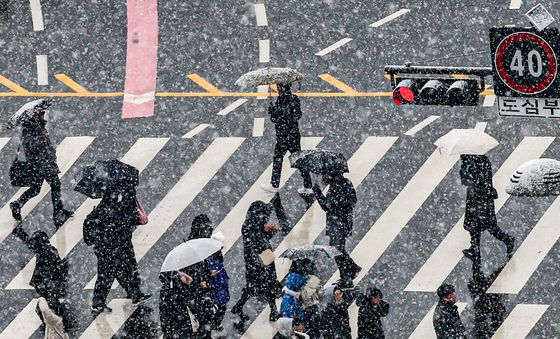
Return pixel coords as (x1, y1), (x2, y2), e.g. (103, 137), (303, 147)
(187, 214), (213, 240)
(460, 155), (515, 262)
(232, 200), (282, 331)
(84, 189), (150, 315)
(313, 173), (361, 283)
(262, 83), (313, 194)
(433, 284), (466, 339)
(13, 225), (67, 319)
(320, 285), (353, 339)
(9, 111), (73, 227)
(356, 287), (390, 339)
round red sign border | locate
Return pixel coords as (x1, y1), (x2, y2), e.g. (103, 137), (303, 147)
(495, 31), (557, 94)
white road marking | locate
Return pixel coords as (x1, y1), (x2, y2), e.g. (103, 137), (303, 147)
(369, 9), (410, 28)
(483, 94), (496, 107)
(491, 304), (549, 339)
(257, 85), (269, 100)
(79, 299), (137, 338)
(408, 303), (468, 339)
(252, 117), (265, 137)
(182, 124), (210, 138)
(254, 3), (268, 26)
(259, 39), (270, 63)
(217, 99), (248, 116)
(0, 137), (95, 244)
(241, 137), (398, 339)
(404, 116), (440, 136)
(0, 137), (10, 152)
(488, 193), (560, 294)
(315, 38), (353, 57)
(36, 55), (48, 85)
(7, 138), (169, 290)
(475, 121), (488, 131)
(509, 0), (522, 9)
(84, 137), (245, 289)
(216, 137), (322, 255)
(0, 299), (41, 338)
(123, 91), (156, 105)
(29, 0), (44, 31)
(405, 137), (555, 292)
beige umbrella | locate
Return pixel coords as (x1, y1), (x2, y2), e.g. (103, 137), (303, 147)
(435, 129), (499, 155)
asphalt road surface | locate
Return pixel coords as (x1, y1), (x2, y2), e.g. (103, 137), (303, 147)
(0, 0), (559, 338)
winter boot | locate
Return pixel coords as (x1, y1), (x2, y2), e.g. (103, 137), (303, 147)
(9, 201), (22, 221)
(505, 237), (515, 260)
(91, 304), (112, 316)
(54, 209), (74, 228)
(269, 310), (280, 322)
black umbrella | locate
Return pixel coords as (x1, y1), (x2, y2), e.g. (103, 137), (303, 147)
(280, 245), (340, 261)
(74, 160), (139, 199)
(289, 149), (348, 175)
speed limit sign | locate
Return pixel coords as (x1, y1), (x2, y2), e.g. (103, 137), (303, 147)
(490, 27), (560, 97)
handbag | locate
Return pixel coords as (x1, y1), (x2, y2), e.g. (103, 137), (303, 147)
(258, 249), (276, 266)
(9, 144), (41, 187)
(136, 198), (148, 225)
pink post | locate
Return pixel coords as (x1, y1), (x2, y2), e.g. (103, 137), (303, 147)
(122, 0), (159, 119)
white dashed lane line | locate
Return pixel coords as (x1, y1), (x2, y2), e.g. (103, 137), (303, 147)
(259, 39), (270, 63)
(182, 124), (211, 138)
(315, 37), (353, 57)
(370, 8), (410, 28)
(404, 115), (440, 136)
(217, 99), (248, 116)
(29, 0), (44, 31)
(252, 117), (265, 137)
(35, 55), (48, 85)
(509, 0), (522, 9)
(254, 3), (268, 26)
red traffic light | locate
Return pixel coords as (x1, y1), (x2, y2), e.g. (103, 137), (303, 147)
(392, 79), (417, 105)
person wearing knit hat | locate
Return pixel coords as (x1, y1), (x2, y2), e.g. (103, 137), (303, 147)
(433, 283), (466, 339)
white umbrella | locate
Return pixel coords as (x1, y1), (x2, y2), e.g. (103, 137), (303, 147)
(235, 67), (304, 87)
(160, 238), (223, 272)
(7, 98), (52, 129)
(434, 129), (499, 155)
(506, 158), (560, 196)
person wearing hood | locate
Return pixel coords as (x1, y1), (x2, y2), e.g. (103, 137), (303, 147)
(187, 214), (213, 240)
(313, 173), (361, 284)
(356, 287), (390, 339)
(274, 317), (310, 339)
(320, 285), (354, 339)
(433, 284), (466, 339)
(280, 259), (310, 320)
(84, 189), (151, 315)
(460, 155), (515, 261)
(9, 110), (73, 228)
(14, 225), (68, 322)
(261, 82), (313, 195)
(232, 200), (282, 331)
(159, 264), (208, 339)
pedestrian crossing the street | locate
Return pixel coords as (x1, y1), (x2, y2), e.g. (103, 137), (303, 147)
(0, 132), (556, 338)
(408, 302), (467, 339)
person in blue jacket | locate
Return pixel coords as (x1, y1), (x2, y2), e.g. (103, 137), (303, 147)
(207, 232), (229, 335)
(280, 259), (311, 319)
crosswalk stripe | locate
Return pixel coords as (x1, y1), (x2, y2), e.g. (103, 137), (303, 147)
(217, 137), (323, 255)
(0, 137), (10, 152)
(408, 302), (468, 339)
(405, 137), (555, 292)
(241, 136), (397, 339)
(0, 136), (95, 244)
(83, 137), (245, 289)
(0, 299), (41, 338)
(488, 195), (560, 294)
(79, 299), (136, 338)
(6, 138), (170, 290)
(491, 304), (549, 339)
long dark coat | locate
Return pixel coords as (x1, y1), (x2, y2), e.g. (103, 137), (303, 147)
(269, 92), (302, 148)
(241, 201), (280, 297)
(187, 214), (213, 240)
(314, 176), (357, 238)
(21, 118), (59, 178)
(461, 155), (498, 233)
(433, 300), (467, 339)
(356, 295), (390, 339)
(320, 289), (353, 339)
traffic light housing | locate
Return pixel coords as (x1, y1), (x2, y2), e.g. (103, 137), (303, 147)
(392, 78), (481, 106)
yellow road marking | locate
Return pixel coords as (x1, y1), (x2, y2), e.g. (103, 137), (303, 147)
(186, 74), (222, 93)
(319, 74), (359, 94)
(55, 74), (90, 93)
(451, 74), (468, 79)
(0, 75), (30, 94)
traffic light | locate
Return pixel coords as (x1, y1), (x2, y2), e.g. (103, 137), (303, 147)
(391, 78), (481, 106)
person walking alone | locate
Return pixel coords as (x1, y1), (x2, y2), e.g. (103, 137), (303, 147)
(9, 109), (73, 228)
(261, 83), (313, 195)
(356, 287), (390, 339)
(433, 284), (466, 339)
